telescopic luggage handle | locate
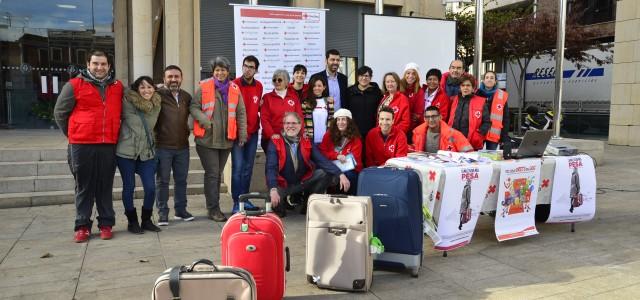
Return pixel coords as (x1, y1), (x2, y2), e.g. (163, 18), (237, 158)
(239, 192), (272, 214)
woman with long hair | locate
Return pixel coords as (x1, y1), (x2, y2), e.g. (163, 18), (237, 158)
(377, 72), (411, 134)
(302, 76), (335, 144)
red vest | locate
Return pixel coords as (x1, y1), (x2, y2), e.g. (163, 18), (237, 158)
(448, 95), (486, 150)
(486, 89), (508, 143)
(272, 135), (314, 188)
(412, 121), (473, 153)
(68, 77), (123, 144)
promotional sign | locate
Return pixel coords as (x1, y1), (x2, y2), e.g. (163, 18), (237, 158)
(547, 155), (596, 223)
(435, 164), (492, 250)
(233, 5), (326, 92)
(494, 159), (541, 242)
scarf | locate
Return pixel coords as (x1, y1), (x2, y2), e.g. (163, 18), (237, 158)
(478, 83), (497, 101)
(446, 76), (461, 97)
(81, 68), (112, 85)
(282, 130), (301, 170)
(125, 89), (161, 113)
(214, 78), (230, 104)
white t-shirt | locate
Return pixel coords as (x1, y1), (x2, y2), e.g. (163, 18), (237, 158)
(313, 98), (328, 144)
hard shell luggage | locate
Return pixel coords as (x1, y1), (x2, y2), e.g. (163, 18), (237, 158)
(152, 259), (256, 300)
(221, 193), (289, 300)
(305, 194), (373, 291)
(357, 167), (423, 277)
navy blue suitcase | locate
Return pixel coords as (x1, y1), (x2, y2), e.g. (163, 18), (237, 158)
(357, 167), (423, 277)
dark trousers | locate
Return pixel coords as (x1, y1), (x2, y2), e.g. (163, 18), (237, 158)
(68, 144), (117, 231)
(196, 145), (230, 210)
(231, 133), (259, 202)
(276, 169), (333, 203)
(155, 147), (190, 217)
(116, 156), (157, 212)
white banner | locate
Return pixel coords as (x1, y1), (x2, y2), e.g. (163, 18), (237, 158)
(435, 165), (492, 250)
(494, 159), (541, 242)
(547, 155), (596, 223)
(233, 5), (326, 92)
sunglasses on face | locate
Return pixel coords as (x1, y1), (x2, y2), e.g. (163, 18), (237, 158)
(273, 78), (284, 83)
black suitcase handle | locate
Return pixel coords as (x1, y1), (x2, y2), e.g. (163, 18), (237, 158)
(239, 192), (272, 213)
(285, 247), (290, 272)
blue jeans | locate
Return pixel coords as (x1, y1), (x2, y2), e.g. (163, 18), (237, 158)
(155, 147), (190, 216)
(116, 156), (157, 212)
(231, 133), (259, 202)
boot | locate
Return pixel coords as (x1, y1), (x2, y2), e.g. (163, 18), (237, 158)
(141, 207), (162, 232)
(125, 208), (143, 234)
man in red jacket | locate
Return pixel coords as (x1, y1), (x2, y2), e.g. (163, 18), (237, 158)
(54, 50), (123, 242)
(412, 106), (473, 153)
(365, 106), (408, 166)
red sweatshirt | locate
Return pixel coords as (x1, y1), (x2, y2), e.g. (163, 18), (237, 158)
(415, 85), (451, 123)
(232, 77), (263, 136)
(378, 92), (411, 134)
(404, 84), (425, 131)
(365, 127), (408, 167)
(318, 132), (363, 172)
(260, 88), (304, 140)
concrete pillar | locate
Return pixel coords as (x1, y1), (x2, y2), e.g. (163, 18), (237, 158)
(113, 0), (129, 86)
(164, 0), (197, 95)
(608, 0), (640, 146)
(131, 0), (154, 80)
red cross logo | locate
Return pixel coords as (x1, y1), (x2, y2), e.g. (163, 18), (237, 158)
(497, 104), (503, 111)
(388, 145), (395, 153)
(487, 185), (496, 194)
(428, 171), (436, 181)
(392, 106), (399, 114)
(474, 111), (481, 118)
(253, 96), (259, 103)
(435, 191), (441, 200)
(287, 99), (295, 106)
(447, 145), (453, 151)
(541, 179), (550, 188)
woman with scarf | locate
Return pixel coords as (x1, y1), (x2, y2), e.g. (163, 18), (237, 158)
(318, 109), (362, 195)
(302, 76), (335, 145)
(191, 56), (248, 222)
(448, 73), (491, 150)
(476, 71), (511, 153)
(116, 76), (162, 234)
(377, 72), (411, 134)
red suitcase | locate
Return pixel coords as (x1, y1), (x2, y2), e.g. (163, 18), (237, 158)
(221, 193), (289, 300)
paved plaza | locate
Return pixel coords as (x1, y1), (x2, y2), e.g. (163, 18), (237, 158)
(0, 131), (639, 299)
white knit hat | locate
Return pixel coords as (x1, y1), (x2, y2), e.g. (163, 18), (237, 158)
(403, 62), (420, 75)
(333, 108), (352, 119)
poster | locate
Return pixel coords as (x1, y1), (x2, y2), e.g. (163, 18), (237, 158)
(233, 5), (326, 92)
(434, 164), (492, 250)
(494, 159), (541, 242)
(546, 155), (596, 223)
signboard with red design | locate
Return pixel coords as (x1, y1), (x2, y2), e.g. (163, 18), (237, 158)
(494, 159), (541, 242)
(547, 155), (596, 223)
(233, 5), (326, 92)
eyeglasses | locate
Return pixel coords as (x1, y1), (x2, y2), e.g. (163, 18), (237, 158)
(243, 64), (256, 70)
(424, 115), (440, 120)
(358, 74), (371, 78)
(284, 122), (300, 126)
(273, 78), (284, 83)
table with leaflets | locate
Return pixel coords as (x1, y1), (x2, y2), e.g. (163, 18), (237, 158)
(385, 151), (596, 251)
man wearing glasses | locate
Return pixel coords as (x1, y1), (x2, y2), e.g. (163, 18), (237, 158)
(411, 106), (473, 153)
(265, 112), (351, 217)
(440, 60), (468, 99)
(229, 56), (263, 213)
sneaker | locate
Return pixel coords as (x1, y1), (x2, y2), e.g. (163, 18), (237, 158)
(174, 210), (195, 222)
(231, 202), (240, 214)
(99, 226), (113, 240)
(208, 209), (227, 222)
(158, 214), (169, 226)
(74, 226), (90, 243)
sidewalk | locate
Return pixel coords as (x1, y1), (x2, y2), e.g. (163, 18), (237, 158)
(0, 132), (639, 299)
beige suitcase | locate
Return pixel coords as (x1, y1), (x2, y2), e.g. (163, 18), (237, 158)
(152, 259), (256, 300)
(305, 194), (373, 291)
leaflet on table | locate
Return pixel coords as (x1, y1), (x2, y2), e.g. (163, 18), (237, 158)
(547, 155), (596, 223)
(332, 153), (357, 172)
(434, 164), (492, 251)
(437, 150), (494, 164)
(494, 159), (541, 242)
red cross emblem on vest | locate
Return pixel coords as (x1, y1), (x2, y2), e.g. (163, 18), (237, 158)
(287, 99), (295, 106)
(497, 104), (503, 111)
(388, 145), (395, 152)
(392, 106), (399, 114)
(474, 111), (481, 118)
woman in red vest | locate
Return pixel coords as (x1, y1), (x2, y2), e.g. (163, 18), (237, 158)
(476, 71), (511, 154)
(318, 109), (362, 195)
(377, 72), (411, 134)
(191, 56), (248, 222)
(448, 74), (491, 150)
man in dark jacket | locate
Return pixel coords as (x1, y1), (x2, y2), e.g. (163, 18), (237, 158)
(154, 65), (194, 226)
(310, 49), (348, 110)
(266, 112), (351, 217)
(54, 50), (123, 242)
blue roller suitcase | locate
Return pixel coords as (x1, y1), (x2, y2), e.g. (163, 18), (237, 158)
(357, 167), (423, 277)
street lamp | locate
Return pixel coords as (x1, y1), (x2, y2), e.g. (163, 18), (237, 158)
(553, 0), (568, 138)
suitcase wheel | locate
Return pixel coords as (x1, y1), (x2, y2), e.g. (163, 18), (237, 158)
(306, 275), (315, 284)
(411, 266), (420, 278)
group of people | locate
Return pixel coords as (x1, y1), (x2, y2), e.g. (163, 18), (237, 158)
(54, 48), (511, 242)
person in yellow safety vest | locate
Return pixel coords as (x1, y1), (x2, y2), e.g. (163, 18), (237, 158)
(190, 56), (248, 222)
(476, 71), (512, 157)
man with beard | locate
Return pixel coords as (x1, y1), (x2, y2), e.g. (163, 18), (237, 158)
(54, 50), (123, 242)
(154, 65), (194, 225)
(310, 49), (347, 110)
(440, 60), (470, 101)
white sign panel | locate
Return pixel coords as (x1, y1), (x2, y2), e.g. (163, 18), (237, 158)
(547, 155), (596, 223)
(494, 159), (541, 242)
(233, 5), (326, 92)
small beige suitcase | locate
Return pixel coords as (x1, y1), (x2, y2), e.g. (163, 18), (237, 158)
(305, 194), (373, 291)
(152, 259), (256, 300)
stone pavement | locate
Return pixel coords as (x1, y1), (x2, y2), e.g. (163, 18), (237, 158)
(1, 139), (639, 299)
